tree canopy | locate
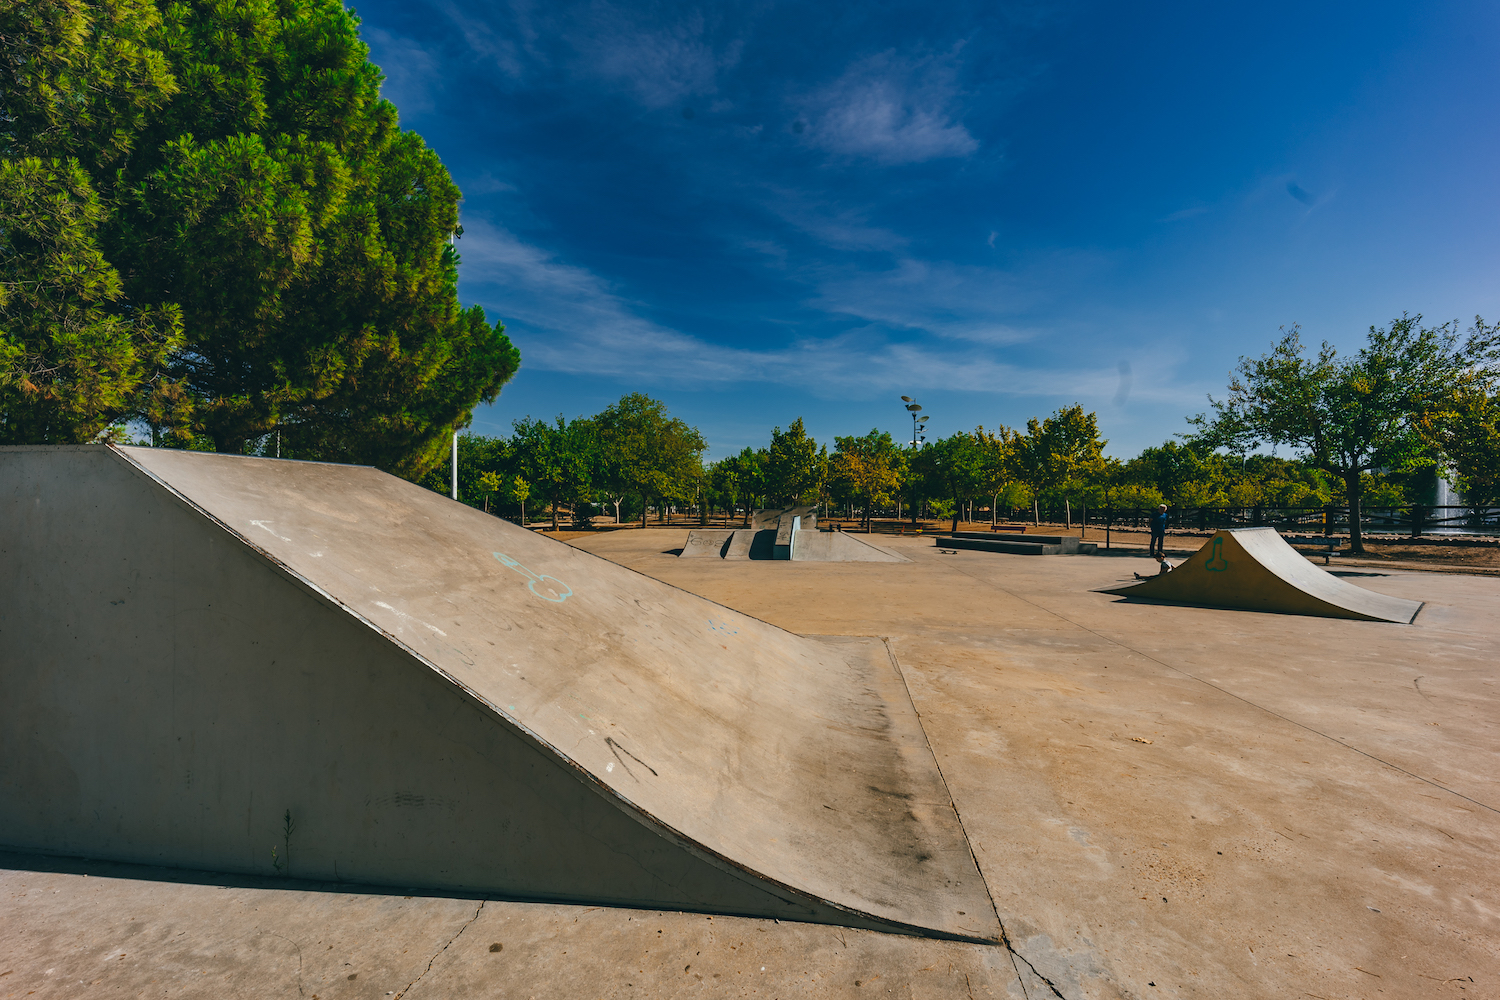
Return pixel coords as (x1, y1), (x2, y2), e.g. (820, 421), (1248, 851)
(595, 393), (706, 527)
(1195, 316), (1484, 550)
(829, 429), (904, 529)
(762, 417), (825, 506)
(1, 0), (518, 476)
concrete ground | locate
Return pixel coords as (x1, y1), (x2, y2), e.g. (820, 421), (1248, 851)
(4, 532), (1496, 999)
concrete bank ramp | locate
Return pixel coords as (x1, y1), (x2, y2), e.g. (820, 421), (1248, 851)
(681, 527), (907, 562)
(683, 509), (907, 563)
(0, 447), (996, 941)
(1098, 527), (1422, 624)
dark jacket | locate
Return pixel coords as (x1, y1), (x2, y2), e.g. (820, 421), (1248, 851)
(1150, 510), (1168, 535)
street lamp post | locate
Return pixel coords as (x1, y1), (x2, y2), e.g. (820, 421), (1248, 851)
(900, 396), (928, 450)
(900, 396), (929, 527)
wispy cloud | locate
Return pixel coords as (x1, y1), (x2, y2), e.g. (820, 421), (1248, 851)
(456, 221), (1202, 406)
(761, 189), (908, 252)
(810, 252), (1107, 345)
(799, 49), (978, 164)
(366, 28), (443, 117)
(575, 7), (743, 108)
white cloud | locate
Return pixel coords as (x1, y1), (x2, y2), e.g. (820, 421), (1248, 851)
(800, 50), (978, 164)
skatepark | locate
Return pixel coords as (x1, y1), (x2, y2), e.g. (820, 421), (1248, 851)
(3, 448), (1497, 998)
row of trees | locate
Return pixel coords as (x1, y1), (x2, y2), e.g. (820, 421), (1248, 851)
(450, 315), (1498, 558)
(1, 0), (518, 476)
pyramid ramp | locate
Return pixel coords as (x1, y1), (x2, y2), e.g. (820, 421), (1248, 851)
(1098, 527), (1422, 624)
(0, 446), (996, 941)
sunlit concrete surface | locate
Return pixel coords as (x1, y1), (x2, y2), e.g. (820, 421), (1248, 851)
(3, 525), (1496, 998)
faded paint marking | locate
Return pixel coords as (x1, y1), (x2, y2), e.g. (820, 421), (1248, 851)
(249, 520), (292, 541)
(493, 552), (572, 603)
(373, 601), (449, 636)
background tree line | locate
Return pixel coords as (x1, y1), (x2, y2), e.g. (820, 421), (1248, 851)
(456, 314), (1498, 562)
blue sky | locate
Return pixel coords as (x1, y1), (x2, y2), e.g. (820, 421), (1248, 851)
(358, 0), (1500, 459)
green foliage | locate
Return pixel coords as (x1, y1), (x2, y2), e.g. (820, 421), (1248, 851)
(1422, 385), (1500, 505)
(0, 0), (518, 471)
(1010, 405), (1105, 518)
(1109, 482), (1166, 508)
(707, 446), (763, 522)
(1196, 316), (1482, 549)
(763, 417), (824, 505)
(913, 431), (987, 530)
(595, 393), (705, 526)
(511, 416), (598, 530)
(829, 429), (904, 526)
(0, 0), (188, 443)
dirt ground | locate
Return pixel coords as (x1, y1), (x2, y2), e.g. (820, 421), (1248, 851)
(3, 531), (1496, 998)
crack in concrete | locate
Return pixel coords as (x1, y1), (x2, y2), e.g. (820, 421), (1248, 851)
(1000, 928), (1070, 999)
(881, 637), (1072, 999)
(261, 930), (306, 997)
(394, 900), (485, 999)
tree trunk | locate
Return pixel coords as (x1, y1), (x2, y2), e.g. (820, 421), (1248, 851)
(551, 491), (559, 532)
(1346, 472), (1366, 554)
(641, 493), (648, 529)
(951, 496), (960, 533)
(520, 499), (525, 526)
(992, 494), (998, 526)
(1033, 495), (1039, 526)
(1064, 498), (1071, 530)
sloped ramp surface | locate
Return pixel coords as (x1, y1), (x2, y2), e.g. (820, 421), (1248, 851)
(683, 527), (908, 562)
(0, 447), (996, 941)
(1098, 527), (1422, 624)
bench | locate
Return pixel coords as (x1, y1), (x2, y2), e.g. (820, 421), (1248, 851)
(1296, 536), (1342, 564)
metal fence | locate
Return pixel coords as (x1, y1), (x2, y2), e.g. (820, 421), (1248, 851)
(1066, 504), (1500, 537)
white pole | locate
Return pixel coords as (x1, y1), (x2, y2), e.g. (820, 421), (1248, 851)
(451, 430), (459, 500)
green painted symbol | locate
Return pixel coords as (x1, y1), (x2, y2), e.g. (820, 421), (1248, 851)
(1204, 537), (1229, 572)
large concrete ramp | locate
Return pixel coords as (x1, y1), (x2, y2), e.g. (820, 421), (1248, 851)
(0, 446), (996, 941)
(1098, 527), (1422, 623)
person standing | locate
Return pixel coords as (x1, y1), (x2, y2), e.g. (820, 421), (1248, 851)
(1149, 503), (1168, 560)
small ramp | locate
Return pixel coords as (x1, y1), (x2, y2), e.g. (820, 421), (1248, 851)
(0, 447), (995, 941)
(1098, 527), (1422, 624)
(684, 508), (907, 563)
(679, 528), (734, 557)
